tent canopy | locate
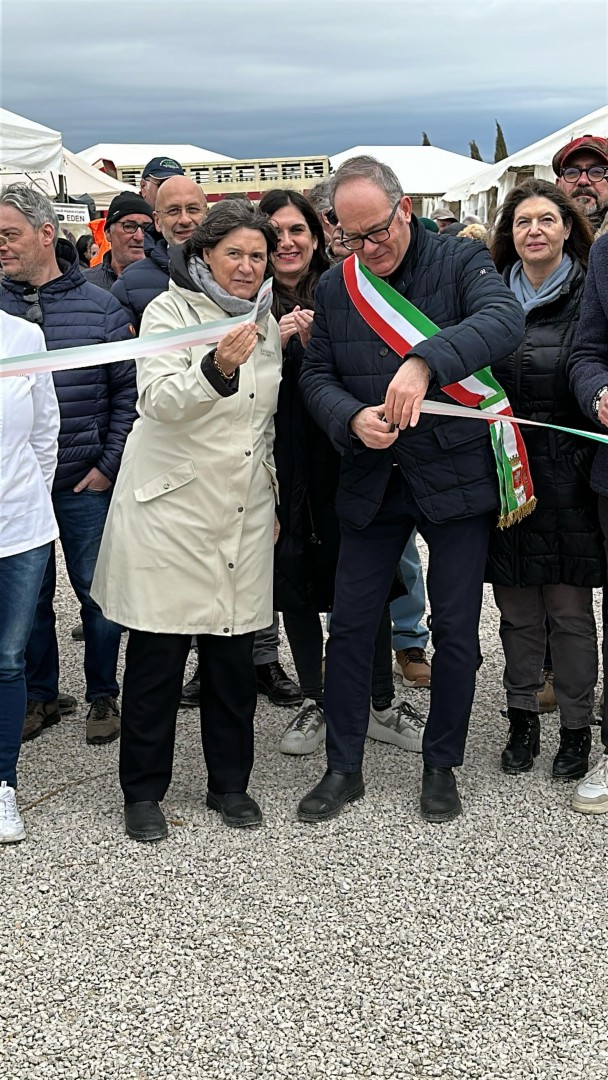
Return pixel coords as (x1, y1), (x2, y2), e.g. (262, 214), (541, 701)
(0, 148), (138, 211)
(78, 143), (235, 167)
(329, 145), (489, 195)
(0, 107), (64, 173)
(442, 105), (608, 211)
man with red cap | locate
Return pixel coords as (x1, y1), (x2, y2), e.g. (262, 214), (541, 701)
(554, 136), (608, 234)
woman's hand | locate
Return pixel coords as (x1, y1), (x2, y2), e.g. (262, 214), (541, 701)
(274, 513), (280, 545)
(215, 323), (258, 376)
(278, 311), (299, 349)
(293, 308), (314, 347)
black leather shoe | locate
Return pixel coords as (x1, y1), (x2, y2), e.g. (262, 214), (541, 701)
(552, 726), (592, 780)
(180, 665), (200, 708)
(501, 708), (541, 774)
(297, 769), (365, 823)
(124, 801), (168, 842)
(58, 693), (77, 714)
(255, 661), (303, 706)
(206, 791), (262, 828)
(420, 765), (462, 823)
(71, 622), (84, 641)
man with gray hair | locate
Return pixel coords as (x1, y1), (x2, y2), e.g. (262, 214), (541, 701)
(297, 155), (525, 824)
(0, 184), (137, 747)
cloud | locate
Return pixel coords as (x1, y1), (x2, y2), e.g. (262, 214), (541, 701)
(1, 0), (606, 158)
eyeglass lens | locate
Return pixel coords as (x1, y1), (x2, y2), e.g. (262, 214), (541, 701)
(562, 166), (607, 183)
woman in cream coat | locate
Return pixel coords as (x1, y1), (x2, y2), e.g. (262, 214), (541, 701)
(92, 200), (282, 841)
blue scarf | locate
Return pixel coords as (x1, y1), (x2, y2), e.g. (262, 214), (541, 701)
(509, 254), (573, 313)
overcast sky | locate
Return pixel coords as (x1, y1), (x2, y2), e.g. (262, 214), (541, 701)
(1, 0), (606, 162)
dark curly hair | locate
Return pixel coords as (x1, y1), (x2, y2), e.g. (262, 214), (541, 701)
(259, 189), (329, 318)
(490, 179), (594, 272)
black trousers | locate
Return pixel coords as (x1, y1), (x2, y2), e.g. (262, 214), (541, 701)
(120, 629), (256, 803)
(596, 497), (608, 751)
(324, 468), (492, 771)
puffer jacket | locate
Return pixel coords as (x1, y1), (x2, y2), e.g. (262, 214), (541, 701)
(486, 259), (605, 588)
(82, 250), (118, 291)
(111, 229), (169, 330)
(0, 240), (137, 491)
(300, 220), (525, 527)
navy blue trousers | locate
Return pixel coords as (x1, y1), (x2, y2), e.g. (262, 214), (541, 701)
(324, 468), (492, 771)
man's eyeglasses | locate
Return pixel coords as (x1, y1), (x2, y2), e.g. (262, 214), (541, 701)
(23, 286), (43, 326)
(338, 200), (402, 252)
(325, 207), (338, 226)
(157, 205), (206, 220)
(119, 221), (149, 235)
(561, 165), (608, 184)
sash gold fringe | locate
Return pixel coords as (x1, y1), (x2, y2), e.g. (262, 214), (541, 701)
(497, 496), (538, 530)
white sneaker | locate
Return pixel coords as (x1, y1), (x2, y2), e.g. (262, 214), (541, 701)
(367, 698), (426, 753)
(572, 752), (608, 815)
(280, 699), (325, 756)
(0, 781), (26, 843)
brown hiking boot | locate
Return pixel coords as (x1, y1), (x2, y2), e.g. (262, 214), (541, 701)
(537, 670), (557, 714)
(22, 699), (62, 742)
(394, 648), (431, 688)
(86, 696), (120, 746)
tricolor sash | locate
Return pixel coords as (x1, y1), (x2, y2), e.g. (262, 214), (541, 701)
(342, 254), (536, 528)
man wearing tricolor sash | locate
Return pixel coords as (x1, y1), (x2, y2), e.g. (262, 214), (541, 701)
(296, 156), (525, 824)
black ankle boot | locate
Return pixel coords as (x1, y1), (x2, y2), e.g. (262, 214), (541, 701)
(501, 708), (540, 774)
(552, 726), (592, 780)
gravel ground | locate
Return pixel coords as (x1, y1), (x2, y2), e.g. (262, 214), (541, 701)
(2, 548), (608, 1080)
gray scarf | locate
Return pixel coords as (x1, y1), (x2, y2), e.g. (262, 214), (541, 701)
(187, 255), (273, 319)
(509, 254), (573, 313)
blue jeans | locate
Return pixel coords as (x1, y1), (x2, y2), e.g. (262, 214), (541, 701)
(390, 530), (429, 651)
(0, 543), (52, 787)
(25, 488), (121, 704)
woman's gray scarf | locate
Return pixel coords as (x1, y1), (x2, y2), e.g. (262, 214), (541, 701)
(509, 254), (573, 313)
(187, 255), (273, 319)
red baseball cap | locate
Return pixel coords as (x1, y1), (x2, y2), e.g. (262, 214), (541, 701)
(552, 136), (608, 175)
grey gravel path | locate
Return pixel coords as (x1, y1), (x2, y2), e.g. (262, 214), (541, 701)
(2, 551), (607, 1080)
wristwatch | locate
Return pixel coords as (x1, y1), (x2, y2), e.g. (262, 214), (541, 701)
(592, 386), (608, 418)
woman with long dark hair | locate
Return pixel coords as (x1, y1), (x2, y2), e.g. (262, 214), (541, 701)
(487, 179), (603, 781)
(259, 189), (423, 757)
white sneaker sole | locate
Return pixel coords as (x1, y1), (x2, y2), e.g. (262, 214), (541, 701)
(0, 826), (26, 843)
(571, 793), (608, 815)
(366, 716), (423, 753)
(280, 724), (326, 756)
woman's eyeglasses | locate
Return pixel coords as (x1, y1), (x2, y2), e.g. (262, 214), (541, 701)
(561, 165), (608, 184)
(23, 286), (43, 325)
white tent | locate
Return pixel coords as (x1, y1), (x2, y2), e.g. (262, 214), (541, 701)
(329, 145), (489, 216)
(0, 149), (139, 211)
(0, 107), (64, 173)
(78, 143), (235, 168)
(442, 105), (608, 219)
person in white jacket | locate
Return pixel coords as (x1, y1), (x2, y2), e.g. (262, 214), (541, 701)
(0, 309), (59, 842)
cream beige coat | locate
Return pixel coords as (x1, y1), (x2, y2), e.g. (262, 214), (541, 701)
(91, 282), (282, 635)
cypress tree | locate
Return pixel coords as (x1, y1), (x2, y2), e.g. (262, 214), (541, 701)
(469, 140), (483, 160)
(494, 121), (509, 162)
(422, 132), (431, 146)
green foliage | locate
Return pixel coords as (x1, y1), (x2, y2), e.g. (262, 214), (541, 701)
(494, 121), (509, 162)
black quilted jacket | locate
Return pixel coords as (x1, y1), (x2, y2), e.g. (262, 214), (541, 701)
(0, 240), (137, 491)
(111, 229), (170, 331)
(300, 220), (525, 526)
(486, 259), (605, 588)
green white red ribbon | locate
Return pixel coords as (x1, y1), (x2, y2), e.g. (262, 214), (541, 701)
(342, 254), (536, 527)
(0, 278), (273, 379)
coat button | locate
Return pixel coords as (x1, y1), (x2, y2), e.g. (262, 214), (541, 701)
(223, 627), (229, 633)
(245, 450), (251, 457)
(379, 346), (389, 356)
(228, 562), (234, 569)
(163, 482), (170, 489)
(237, 506), (244, 512)
(249, 393), (255, 399)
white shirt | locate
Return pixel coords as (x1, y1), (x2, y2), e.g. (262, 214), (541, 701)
(0, 310), (60, 558)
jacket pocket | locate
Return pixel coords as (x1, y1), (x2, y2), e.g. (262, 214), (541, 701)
(262, 460), (280, 503)
(432, 419), (490, 452)
(134, 460), (196, 502)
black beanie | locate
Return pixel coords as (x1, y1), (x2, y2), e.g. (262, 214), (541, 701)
(105, 192), (154, 231)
